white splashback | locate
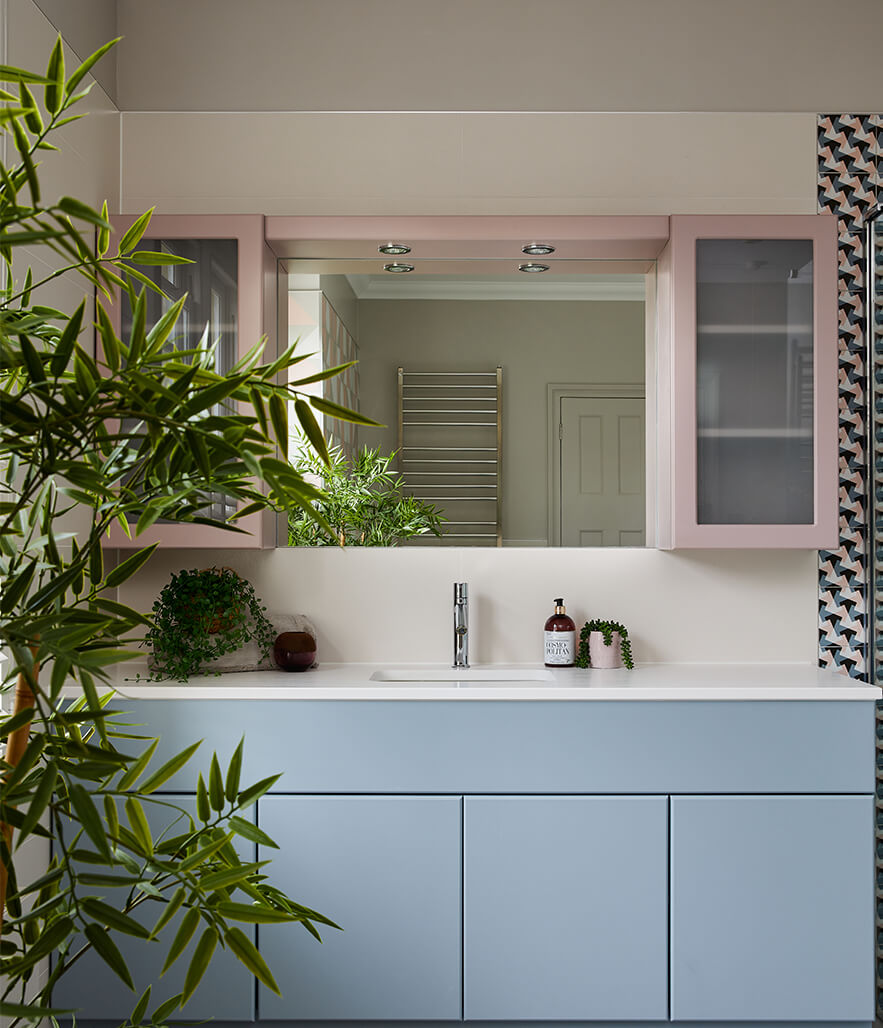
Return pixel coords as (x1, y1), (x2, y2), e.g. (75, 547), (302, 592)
(119, 547), (819, 666)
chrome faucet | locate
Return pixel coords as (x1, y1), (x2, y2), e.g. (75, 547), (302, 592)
(453, 582), (469, 669)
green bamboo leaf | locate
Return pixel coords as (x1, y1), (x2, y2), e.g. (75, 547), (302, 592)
(17, 761), (56, 843)
(309, 394), (382, 427)
(127, 250), (193, 266)
(66, 37), (120, 95)
(117, 738), (159, 791)
(269, 393), (288, 459)
(104, 544), (159, 588)
(19, 335), (45, 383)
(44, 36), (65, 114)
(199, 861), (265, 894)
(139, 741), (202, 794)
(57, 196), (110, 228)
(85, 922), (134, 990)
(145, 294), (186, 350)
(181, 926), (218, 1004)
(118, 209), (154, 255)
(0, 707), (36, 740)
(225, 738), (244, 803)
(149, 993), (182, 1024)
(150, 886), (185, 939)
(19, 266), (33, 308)
(175, 832), (230, 874)
(160, 907), (199, 975)
(125, 796), (153, 854)
(96, 301), (120, 372)
(82, 897), (151, 939)
(224, 926), (280, 994)
(97, 199), (110, 255)
(68, 782), (111, 860)
(130, 984), (151, 1025)
(196, 773), (210, 823)
(0, 65), (50, 84)
(208, 753), (224, 812)
(103, 794), (119, 839)
(214, 901), (294, 924)
(236, 774), (281, 810)
(294, 398), (329, 466)
(227, 816), (278, 850)
(291, 360), (358, 387)
(18, 80), (42, 134)
(50, 300), (85, 377)
(0, 1003), (74, 1018)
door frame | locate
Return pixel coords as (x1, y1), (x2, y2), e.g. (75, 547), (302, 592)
(547, 383), (645, 547)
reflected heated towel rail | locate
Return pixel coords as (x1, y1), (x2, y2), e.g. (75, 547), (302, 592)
(397, 367), (502, 546)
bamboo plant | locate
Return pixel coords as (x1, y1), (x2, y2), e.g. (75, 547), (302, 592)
(0, 37), (375, 1026)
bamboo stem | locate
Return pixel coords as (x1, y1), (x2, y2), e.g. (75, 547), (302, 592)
(0, 651), (39, 934)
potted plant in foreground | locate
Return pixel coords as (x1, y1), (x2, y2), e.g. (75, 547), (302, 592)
(0, 38), (374, 1025)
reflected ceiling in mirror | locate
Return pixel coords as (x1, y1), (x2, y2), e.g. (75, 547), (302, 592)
(282, 260), (651, 548)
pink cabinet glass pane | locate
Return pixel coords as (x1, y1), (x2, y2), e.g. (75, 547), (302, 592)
(695, 238), (815, 526)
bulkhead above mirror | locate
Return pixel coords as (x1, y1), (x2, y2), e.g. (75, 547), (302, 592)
(282, 261), (652, 548)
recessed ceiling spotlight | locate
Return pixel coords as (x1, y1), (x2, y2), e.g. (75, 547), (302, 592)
(518, 262), (550, 273)
(522, 242), (555, 256)
(378, 243), (411, 255)
(384, 262), (414, 273)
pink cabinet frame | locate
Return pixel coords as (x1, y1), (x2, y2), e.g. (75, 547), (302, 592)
(102, 214), (279, 550)
(656, 214), (839, 549)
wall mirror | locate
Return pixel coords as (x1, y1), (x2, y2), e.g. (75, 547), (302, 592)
(280, 257), (654, 548)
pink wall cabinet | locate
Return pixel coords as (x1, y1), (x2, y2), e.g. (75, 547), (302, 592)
(656, 214), (838, 548)
(102, 214), (279, 550)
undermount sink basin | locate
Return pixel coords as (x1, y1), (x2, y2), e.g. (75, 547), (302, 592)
(370, 668), (554, 683)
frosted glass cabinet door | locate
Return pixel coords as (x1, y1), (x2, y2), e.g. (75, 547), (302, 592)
(53, 796), (257, 1023)
(463, 796), (668, 1021)
(661, 214), (838, 548)
(258, 795), (462, 1021)
(103, 214), (276, 549)
(670, 795), (874, 1021)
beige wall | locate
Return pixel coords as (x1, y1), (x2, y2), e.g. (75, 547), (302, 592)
(115, 0), (883, 114)
(107, 5), (828, 664)
(31, 0), (117, 101)
(120, 111), (816, 217)
(356, 297), (644, 545)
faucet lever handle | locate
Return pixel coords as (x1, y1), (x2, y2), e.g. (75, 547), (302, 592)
(454, 582), (468, 603)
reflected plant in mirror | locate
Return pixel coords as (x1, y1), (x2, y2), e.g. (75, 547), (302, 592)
(287, 445), (446, 546)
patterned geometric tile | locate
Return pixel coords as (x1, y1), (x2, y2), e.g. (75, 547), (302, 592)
(817, 113), (878, 681)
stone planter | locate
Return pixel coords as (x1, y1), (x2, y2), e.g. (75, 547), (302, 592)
(588, 630), (624, 669)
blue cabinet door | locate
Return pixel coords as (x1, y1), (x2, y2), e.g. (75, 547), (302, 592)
(53, 795), (257, 1023)
(463, 795), (669, 1020)
(670, 794), (874, 1021)
(258, 795), (462, 1020)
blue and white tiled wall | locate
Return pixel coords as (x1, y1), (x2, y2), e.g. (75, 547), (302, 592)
(816, 112), (883, 1017)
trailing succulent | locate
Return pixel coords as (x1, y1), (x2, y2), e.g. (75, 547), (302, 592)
(147, 568), (276, 681)
(575, 619), (635, 669)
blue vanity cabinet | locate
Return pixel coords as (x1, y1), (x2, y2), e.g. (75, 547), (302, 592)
(463, 795), (669, 1021)
(257, 794), (462, 1021)
(670, 794), (875, 1022)
(53, 795), (257, 1022)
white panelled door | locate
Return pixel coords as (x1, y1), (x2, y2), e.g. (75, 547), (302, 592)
(560, 395), (645, 546)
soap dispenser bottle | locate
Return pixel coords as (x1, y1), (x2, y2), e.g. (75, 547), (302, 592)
(544, 598), (576, 667)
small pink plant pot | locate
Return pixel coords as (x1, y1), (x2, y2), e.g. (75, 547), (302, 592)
(588, 631), (624, 669)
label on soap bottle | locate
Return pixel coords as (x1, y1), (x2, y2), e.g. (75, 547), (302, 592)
(544, 630), (575, 665)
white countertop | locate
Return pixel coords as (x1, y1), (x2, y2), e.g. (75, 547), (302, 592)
(77, 662), (883, 701)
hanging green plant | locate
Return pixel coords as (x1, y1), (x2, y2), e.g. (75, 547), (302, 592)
(574, 619), (635, 669)
(147, 567), (276, 681)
